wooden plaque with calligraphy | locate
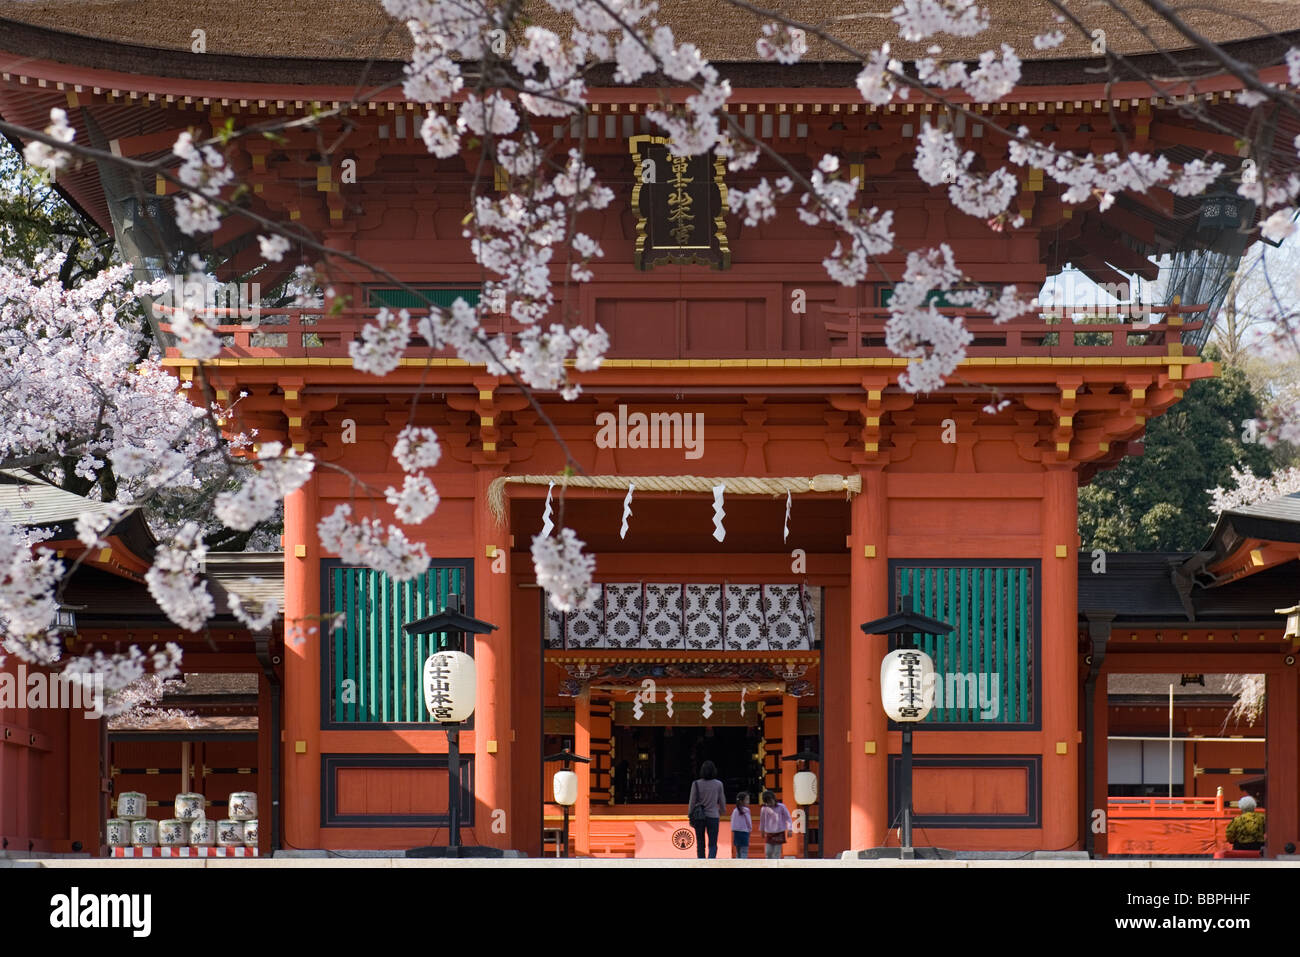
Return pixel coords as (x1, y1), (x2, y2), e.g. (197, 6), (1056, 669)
(629, 135), (730, 270)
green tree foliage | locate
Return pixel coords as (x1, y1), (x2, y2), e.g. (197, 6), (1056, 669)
(1079, 349), (1284, 551)
(0, 138), (115, 279)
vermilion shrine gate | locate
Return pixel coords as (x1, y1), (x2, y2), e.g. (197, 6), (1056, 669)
(1, 2), (1297, 859)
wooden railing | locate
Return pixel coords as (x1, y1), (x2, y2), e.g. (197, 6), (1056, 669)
(1105, 796), (1257, 857)
(822, 303), (1207, 359)
(157, 301), (1208, 363)
(156, 305), (476, 361)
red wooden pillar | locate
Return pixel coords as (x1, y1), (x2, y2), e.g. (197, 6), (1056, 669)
(67, 706), (102, 852)
(574, 688), (591, 855)
(781, 692), (798, 802)
(256, 669), (274, 855)
(821, 584), (850, 854)
(1267, 666), (1299, 857)
(1041, 466), (1081, 849)
(473, 468), (511, 848)
(849, 465), (889, 850)
(781, 692), (800, 851)
(511, 566), (543, 856)
(283, 475), (320, 849)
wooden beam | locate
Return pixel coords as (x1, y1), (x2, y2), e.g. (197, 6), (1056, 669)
(1150, 121), (1242, 158)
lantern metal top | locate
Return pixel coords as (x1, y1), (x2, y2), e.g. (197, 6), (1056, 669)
(543, 749), (591, 766)
(403, 607), (499, 637)
(781, 750), (821, 763)
(859, 596), (952, 638)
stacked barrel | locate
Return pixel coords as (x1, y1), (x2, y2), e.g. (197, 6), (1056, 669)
(106, 791), (258, 851)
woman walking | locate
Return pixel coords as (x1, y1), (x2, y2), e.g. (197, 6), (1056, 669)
(759, 789), (791, 859)
(687, 760), (726, 859)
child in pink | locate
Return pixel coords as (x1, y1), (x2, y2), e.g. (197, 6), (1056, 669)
(731, 791), (753, 858)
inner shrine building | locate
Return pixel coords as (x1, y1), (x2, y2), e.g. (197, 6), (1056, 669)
(1, 2), (1299, 859)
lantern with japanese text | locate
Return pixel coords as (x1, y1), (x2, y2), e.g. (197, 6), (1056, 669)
(860, 598), (953, 859)
(880, 648), (936, 723)
(422, 650), (476, 723)
(403, 598), (499, 857)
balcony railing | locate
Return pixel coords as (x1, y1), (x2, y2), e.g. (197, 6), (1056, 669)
(821, 303), (1206, 359)
(157, 301), (1208, 363)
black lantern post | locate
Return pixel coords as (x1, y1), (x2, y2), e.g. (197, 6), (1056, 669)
(542, 745), (590, 858)
(403, 593), (497, 858)
(859, 596), (952, 859)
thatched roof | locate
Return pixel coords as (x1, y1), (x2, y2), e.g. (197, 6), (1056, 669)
(2, 0), (1298, 67)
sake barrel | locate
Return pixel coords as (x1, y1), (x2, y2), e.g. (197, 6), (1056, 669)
(216, 819), (245, 846)
(116, 791), (147, 820)
(228, 791), (258, 821)
(158, 820), (188, 846)
(189, 819), (218, 846)
(131, 819), (158, 846)
(174, 792), (205, 821)
(105, 819), (131, 847)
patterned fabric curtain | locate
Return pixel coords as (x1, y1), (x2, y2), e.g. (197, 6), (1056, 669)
(545, 584), (820, 650)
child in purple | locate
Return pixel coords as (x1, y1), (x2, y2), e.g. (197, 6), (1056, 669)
(731, 791), (752, 858)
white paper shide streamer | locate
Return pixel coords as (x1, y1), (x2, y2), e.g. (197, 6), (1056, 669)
(711, 483), (726, 542)
(620, 483), (635, 540)
(665, 688), (674, 718)
(540, 481), (555, 538)
(702, 688), (713, 720)
(783, 491), (792, 543)
(632, 677), (653, 720)
(740, 684), (746, 716)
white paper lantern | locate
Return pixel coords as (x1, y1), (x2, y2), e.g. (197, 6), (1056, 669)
(793, 770), (818, 806)
(881, 648), (936, 722)
(423, 650), (476, 723)
(553, 770), (579, 807)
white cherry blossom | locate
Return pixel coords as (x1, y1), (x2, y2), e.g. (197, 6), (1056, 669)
(258, 234), (291, 262)
(532, 527), (596, 612)
(317, 505), (431, 581)
(349, 307), (411, 375)
(393, 426), (442, 472)
(385, 474), (441, 524)
(23, 107), (76, 174)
